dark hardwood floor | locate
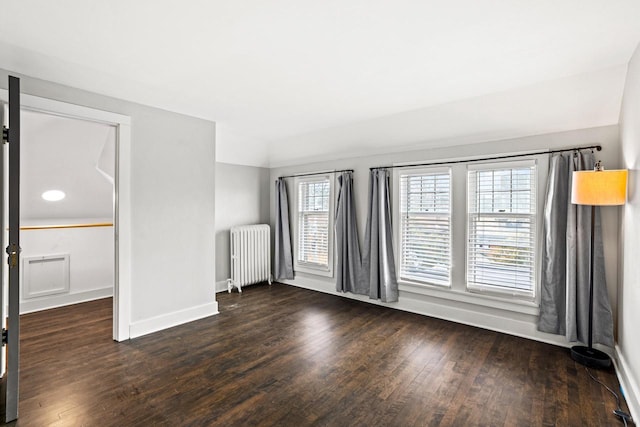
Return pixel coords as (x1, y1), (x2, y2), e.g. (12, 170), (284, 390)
(3, 283), (631, 426)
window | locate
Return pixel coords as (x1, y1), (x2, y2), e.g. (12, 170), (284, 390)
(296, 177), (333, 274)
(467, 161), (536, 296)
(399, 169), (451, 286)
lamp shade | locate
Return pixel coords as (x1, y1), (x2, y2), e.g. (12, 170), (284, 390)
(571, 169), (628, 206)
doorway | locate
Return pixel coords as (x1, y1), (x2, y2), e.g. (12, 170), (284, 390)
(0, 90), (132, 342)
(20, 110), (116, 319)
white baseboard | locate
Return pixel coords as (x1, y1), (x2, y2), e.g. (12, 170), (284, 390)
(129, 301), (219, 339)
(614, 345), (640, 422)
(216, 279), (272, 293)
(20, 287), (113, 314)
(215, 280), (229, 293)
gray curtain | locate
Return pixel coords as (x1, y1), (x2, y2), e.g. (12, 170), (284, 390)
(363, 169), (398, 303)
(274, 178), (294, 280)
(335, 171), (367, 295)
(537, 151), (613, 347)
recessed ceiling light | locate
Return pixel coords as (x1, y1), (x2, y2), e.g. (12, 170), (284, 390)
(42, 190), (66, 202)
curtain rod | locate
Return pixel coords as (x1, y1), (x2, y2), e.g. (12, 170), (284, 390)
(279, 169), (354, 179)
(369, 144), (602, 171)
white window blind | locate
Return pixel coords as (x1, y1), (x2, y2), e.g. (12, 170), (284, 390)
(298, 179), (330, 267)
(399, 170), (451, 286)
(467, 162), (536, 295)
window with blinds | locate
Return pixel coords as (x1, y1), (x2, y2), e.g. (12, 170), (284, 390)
(297, 178), (330, 268)
(399, 169), (451, 286)
(467, 161), (536, 296)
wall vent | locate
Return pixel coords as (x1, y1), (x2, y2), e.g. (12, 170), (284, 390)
(22, 254), (70, 299)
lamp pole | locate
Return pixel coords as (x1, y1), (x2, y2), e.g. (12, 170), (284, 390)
(588, 204), (595, 350)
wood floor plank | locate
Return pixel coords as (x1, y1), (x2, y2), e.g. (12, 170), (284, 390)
(1, 283), (631, 426)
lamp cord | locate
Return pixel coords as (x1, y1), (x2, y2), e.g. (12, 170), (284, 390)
(585, 367), (633, 426)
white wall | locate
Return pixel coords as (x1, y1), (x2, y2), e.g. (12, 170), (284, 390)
(618, 42), (640, 419)
(21, 110), (115, 220)
(19, 219), (114, 314)
(215, 162), (270, 291)
(1, 69), (218, 338)
(270, 125), (621, 348)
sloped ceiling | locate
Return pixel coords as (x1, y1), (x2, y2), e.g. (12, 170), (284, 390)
(2, 1), (640, 167)
(21, 110), (115, 221)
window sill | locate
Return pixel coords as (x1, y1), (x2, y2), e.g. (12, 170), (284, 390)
(398, 281), (540, 316)
(294, 263), (334, 278)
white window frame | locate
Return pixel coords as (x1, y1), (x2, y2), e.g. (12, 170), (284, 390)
(293, 175), (335, 277)
(395, 167), (452, 288)
(466, 159), (537, 300)
(393, 152), (548, 313)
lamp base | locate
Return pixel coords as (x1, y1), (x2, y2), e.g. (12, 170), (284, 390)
(570, 345), (611, 369)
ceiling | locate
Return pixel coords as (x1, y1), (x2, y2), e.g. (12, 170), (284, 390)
(21, 110), (115, 221)
(2, 1), (640, 167)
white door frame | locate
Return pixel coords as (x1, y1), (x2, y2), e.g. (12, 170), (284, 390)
(0, 89), (132, 341)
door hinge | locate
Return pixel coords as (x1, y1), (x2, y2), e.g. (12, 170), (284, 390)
(2, 329), (7, 345)
(6, 243), (20, 269)
(2, 126), (8, 143)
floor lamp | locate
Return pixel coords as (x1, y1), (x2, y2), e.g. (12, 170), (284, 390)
(570, 160), (627, 368)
